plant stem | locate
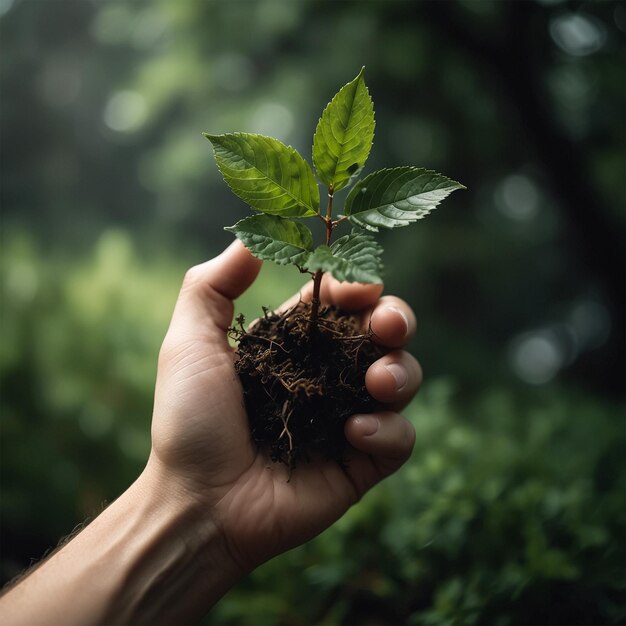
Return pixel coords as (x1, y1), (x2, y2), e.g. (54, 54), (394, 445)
(308, 187), (335, 332)
(325, 191), (334, 243)
(309, 271), (323, 329)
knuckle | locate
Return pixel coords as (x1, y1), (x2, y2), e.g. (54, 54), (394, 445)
(398, 433), (416, 461)
(382, 410), (416, 458)
(380, 295), (417, 323)
(403, 418), (417, 451)
(412, 357), (423, 386)
(182, 264), (205, 289)
(379, 295), (407, 310)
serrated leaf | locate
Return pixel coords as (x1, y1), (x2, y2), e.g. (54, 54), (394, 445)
(225, 214), (313, 265)
(204, 132), (320, 217)
(345, 167), (465, 231)
(312, 67), (375, 193)
(304, 231), (384, 284)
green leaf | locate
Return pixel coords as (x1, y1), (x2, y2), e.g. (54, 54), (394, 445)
(225, 214), (313, 265)
(204, 133), (320, 217)
(312, 67), (375, 193)
(345, 167), (465, 231)
(304, 231), (384, 284)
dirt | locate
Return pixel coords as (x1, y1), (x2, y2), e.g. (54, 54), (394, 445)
(229, 301), (385, 468)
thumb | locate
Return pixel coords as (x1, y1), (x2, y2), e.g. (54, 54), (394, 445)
(168, 240), (262, 342)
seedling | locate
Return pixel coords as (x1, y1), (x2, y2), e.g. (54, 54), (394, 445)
(204, 68), (464, 467)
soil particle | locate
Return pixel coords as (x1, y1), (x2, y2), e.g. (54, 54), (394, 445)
(230, 302), (384, 468)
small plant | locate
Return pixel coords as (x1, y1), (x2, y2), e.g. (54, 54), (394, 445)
(204, 68), (464, 467)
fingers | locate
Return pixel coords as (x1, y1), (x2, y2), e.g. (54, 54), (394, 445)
(168, 240), (262, 342)
(181, 239), (262, 302)
(366, 350), (423, 409)
(367, 296), (417, 348)
(279, 285), (415, 352)
(346, 411), (415, 459)
(343, 410), (416, 496)
(278, 275), (383, 314)
(322, 277), (384, 311)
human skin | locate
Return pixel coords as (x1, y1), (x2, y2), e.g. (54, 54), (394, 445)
(0, 241), (421, 625)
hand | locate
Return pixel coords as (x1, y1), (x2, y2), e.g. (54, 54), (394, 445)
(0, 240), (421, 626)
(148, 240), (421, 572)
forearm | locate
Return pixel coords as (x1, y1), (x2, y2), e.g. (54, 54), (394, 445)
(0, 461), (242, 626)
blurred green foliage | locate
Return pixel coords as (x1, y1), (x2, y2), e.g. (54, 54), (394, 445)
(213, 383), (624, 626)
(1, 0), (624, 624)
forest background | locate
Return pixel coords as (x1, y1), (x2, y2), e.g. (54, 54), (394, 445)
(1, 1), (624, 624)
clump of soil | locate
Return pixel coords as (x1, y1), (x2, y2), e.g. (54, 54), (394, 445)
(230, 302), (384, 468)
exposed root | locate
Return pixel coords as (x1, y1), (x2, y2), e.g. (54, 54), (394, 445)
(279, 401), (294, 479)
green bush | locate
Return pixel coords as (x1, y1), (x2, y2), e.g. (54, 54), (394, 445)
(209, 383), (625, 626)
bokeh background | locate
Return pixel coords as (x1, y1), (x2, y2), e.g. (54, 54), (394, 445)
(1, 0), (624, 624)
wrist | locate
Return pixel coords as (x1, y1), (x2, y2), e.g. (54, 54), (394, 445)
(124, 457), (245, 621)
(0, 458), (245, 626)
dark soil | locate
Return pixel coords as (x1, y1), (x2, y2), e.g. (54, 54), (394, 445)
(230, 302), (384, 468)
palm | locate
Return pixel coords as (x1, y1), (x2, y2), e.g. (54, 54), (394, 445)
(152, 326), (369, 567)
(151, 332), (256, 488)
(216, 447), (368, 568)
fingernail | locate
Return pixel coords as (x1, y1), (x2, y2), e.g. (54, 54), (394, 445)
(385, 363), (408, 390)
(387, 305), (409, 336)
(353, 414), (379, 436)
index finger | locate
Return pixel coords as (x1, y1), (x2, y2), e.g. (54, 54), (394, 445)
(277, 275), (384, 314)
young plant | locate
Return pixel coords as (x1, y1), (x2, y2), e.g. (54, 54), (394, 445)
(204, 68), (464, 467)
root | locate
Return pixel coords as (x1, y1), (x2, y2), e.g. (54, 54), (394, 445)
(233, 302), (384, 469)
(279, 401), (294, 479)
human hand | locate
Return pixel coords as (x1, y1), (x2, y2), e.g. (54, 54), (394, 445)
(0, 240), (421, 626)
(148, 240), (421, 573)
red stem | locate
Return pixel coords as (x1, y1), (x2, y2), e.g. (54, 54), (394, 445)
(308, 188), (334, 331)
